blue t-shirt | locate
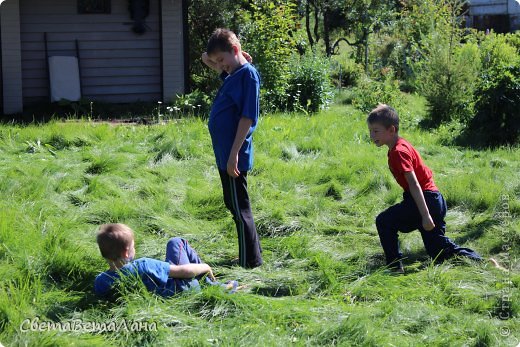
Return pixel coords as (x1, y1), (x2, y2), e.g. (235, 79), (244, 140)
(94, 258), (200, 298)
(208, 63), (260, 172)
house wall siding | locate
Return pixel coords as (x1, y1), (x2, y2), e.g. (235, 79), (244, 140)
(468, 0), (520, 30)
(161, 0), (184, 102)
(509, 0), (520, 29)
(468, 0), (508, 13)
(19, 0), (164, 104)
(1, 0), (23, 114)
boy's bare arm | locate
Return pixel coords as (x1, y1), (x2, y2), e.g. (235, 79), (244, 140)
(201, 51), (253, 74)
(404, 171), (435, 231)
(169, 263), (216, 281)
(227, 117), (253, 177)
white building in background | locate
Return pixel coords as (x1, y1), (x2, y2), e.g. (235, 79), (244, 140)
(467, 0), (520, 32)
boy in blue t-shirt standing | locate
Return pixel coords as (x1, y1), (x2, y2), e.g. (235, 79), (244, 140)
(201, 28), (263, 268)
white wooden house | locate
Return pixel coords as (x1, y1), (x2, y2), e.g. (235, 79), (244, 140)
(467, 0), (520, 32)
(0, 0), (187, 115)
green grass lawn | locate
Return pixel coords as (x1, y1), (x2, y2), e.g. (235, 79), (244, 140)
(0, 95), (518, 346)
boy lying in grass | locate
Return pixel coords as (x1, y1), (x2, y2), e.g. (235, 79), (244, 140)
(367, 104), (504, 273)
(94, 223), (238, 299)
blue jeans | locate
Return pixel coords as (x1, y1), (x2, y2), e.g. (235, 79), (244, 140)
(165, 237), (203, 292)
(376, 191), (482, 267)
(165, 237), (203, 265)
(164, 237), (237, 293)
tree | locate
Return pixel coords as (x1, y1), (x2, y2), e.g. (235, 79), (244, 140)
(304, 0), (396, 72)
(412, 0), (477, 125)
(305, 0), (346, 56)
(186, 0), (243, 93)
(237, 0), (299, 110)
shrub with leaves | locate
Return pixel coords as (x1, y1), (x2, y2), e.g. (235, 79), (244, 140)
(414, 32), (481, 125)
(467, 34), (520, 145)
(351, 69), (403, 113)
(285, 52), (334, 113)
(237, 0), (298, 112)
(171, 90), (212, 118)
(331, 58), (364, 88)
(187, 0), (242, 93)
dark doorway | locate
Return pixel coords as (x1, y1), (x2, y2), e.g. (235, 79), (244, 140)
(472, 15), (511, 33)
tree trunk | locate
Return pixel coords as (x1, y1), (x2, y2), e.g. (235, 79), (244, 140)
(323, 6), (331, 56)
(305, 0), (314, 47)
(363, 28), (369, 73)
(313, 2), (320, 44)
(364, 37), (369, 73)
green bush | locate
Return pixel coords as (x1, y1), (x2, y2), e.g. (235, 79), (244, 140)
(466, 34), (520, 145)
(285, 53), (335, 113)
(505, 31), (520, 52)
(331, 58), (364, 88)
(351, 69), (403, 113)
(187, 0), (242, 93)
(414, 34), (481, 125)
(238, 1), (298, 112)
(171, 90), (212, 118)
(373, 34), (410, 82)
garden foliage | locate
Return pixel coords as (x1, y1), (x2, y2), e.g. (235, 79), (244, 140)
(285, 52), (335, 113)
(467, 34), (520, 145)
(238, 1), (299, 112)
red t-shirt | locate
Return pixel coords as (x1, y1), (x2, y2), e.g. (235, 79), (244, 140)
(388, 138), (438, 192)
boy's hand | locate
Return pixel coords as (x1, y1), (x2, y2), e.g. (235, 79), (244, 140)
(422, 215), (435, 231)
(227, 117), (252, 178)
(404, 171), (436, 232)
(201, 52), (220, 72)
(242, 51), (253, 63)
(227, 153), (240, 178)
(207, 268), (216, 282)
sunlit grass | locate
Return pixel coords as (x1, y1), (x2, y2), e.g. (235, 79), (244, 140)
(0, 94), (518, 345)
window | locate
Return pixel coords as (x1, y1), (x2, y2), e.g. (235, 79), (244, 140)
(78, 0), (111, 14)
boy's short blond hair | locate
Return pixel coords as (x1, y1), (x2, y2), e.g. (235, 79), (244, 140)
(206, 28), (241, 55)
(97, 223), (134, 261)
(367, 104), (400, 132)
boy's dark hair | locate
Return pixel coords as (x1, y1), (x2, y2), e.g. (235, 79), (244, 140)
(97, 223), (134, 261)
(206, 28), (241, 55)
(367, 104), (399, 132)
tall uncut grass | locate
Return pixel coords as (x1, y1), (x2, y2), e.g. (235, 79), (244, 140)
(0, 95), (518, 346)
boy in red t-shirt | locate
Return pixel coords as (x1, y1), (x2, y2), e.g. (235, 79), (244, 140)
(367, 104), (482, 272)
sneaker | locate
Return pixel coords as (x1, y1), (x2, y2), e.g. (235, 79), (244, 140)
(205, 278), (240, 293)
(386, 260), (404, 274)
(224, 280), (239, 294)
(246, 259), (263, 269)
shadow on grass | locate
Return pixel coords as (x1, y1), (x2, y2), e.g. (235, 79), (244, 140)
(1, 101), (160, 125)
(418, 117), (443, 130)
(252, 284), (295, 297)
(452, 217), (498, 245)
(419, 116), (518, 150)
(364, 250), (430, 274)
(44, 292), (104, 321)
(43, 267), (110, 320)
(211, 258), (240, 268)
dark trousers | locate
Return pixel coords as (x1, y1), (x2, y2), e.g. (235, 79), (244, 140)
(219, 170), (263, 268)
(376, 191), (482, 267)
